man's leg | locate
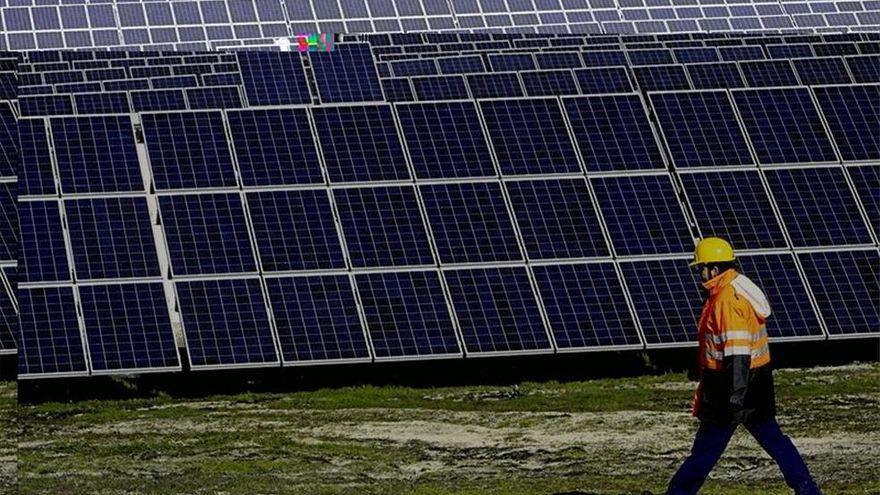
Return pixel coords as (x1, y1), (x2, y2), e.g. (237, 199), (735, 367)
(744, 416), (821, 495)
(666, 421), (736, 495)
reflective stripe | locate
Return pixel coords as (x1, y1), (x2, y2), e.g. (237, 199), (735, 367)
(726, 345), (751, 356)
(751, 343), (770, 358)
(724, 330), (751, 340)
(705, 348), (724, 360)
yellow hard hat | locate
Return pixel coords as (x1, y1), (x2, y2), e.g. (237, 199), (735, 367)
(689, 237), (735, 267)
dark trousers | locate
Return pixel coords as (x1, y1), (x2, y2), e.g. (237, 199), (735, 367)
(666, 416), (821, 495)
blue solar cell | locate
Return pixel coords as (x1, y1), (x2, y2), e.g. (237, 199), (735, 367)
(65, 197), (160, 280)
(312, 105), (411, 183)
(740, 60), (801, 87)
(18, 286), (88, 376)
(520, 69), (580, 96)
(237, 51), (311, 106)
(0, 103), (17, 177)
(845, 55), (880, 83)
(246, 190), (345, 272)
(444, 266), (550, 354)
(185, 86), (243, 110)
(563, 94), (665, 172)
(20, 200), (70, 283)
(813, 85), (880, 162)
(73, 92), (131, 114)
(681, 170), (788, 250)
(143, 111), (237, 190)
(355, 270), (460, 359)
(686, 62), (746, 90)
(505, 179), (609, 260)
(130, 89), (188, 112)
(79, 282), (179, 372)
(396, 101), (495, 179)
(52, 116), (143, 194)
(846, 165), (879, 236)
(765, 167), (872, 248)
(733, 88), (838, 165)
(633, 65), (692, 91)
(411, 75), (470, 101)
(420, 182), (522, 264)
(581, 50), (628, 68)
(619, 259), (702, 345)
(793, 57), (852, 85)
(19, 95), (74, 117)
(798, 250), (879, 336)
(159, 193), (257, 276)
(266, 275), (370, 363)
(334, 186), (434, 268)
(592, 175), (694, 256)
(479, 98), (580, 175)
(176, 278), (278, 367)
(488, 53), (536, 72)
(574, 67), (633, 94)
(535, 51), (583, 70)
(311, 43), (383, 103)
(437, 54), (486, 74)
(227, 108), (323, 187)
(650, 91), (754, 168)
(466, 72), (524, 98)
(381, 78), (415, 102)
(533, 262), (641, 348)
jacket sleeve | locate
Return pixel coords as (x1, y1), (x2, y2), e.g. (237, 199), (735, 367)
(716, 294), (753, 409)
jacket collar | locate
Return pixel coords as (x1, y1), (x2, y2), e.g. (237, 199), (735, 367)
(702, 268), (738, 295)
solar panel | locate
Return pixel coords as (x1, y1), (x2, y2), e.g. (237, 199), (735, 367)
(19, 94), (74, 117)
(18, 286), (87, 377)
(581, 50), (628, 68)
(420, 182), (522, 264)
(73, 91), (131, 114)
(176, 278), (279, 368)
(411, 75), (470, 101)
(846, 165), (879, 237)
(533, 262), (641, 348)
(686, 62), (746, 89)
(311, 43), (383, 103)
(845, 55), (880, 83)
(52, 116), (143, 194)
(479, 98), (580, 175)
(19, 200), (70, 283)
(226, 108), (322, 187)
(185, 86), (243, 110)
(674, 47), (720, 64)
(79, 282), (180, 372)
(396, 101), (496, 179)
(520, 69), (580, 96)
(143, 111), (237, 190)
(380, 78), (415, 102)
(792, 57), (853, 85)
(310, 106), (414, 185)
(765, 167), (872, 247)
(0, 284), (15, 353)
(390, 59), (438, 77)
(437, 54), (486, 74)
(591, 174), (694, 256)
(574, 67), (633, 94)
(650, 90), (754, 168)
(0, 182), (15, 262)
(619, 258), (702, 345)
(813, 85), (880, 162)
(505, 178), (610, 260)
(236, 51), (311, 106)
(535, 51), (584, 69)
(740, 60), (801, 87)
(798, 249), (879, 336)
(466, 72), (524, 98)
(563, 94), (666, 172)
(444, 266), (551, 354)
(334, 186), (434, 268)
(159, 193), (257, 276)
(130, 89), (188, 112)
(266, 275), (370, 363)
(633, 64), (692, 91)
(0, 102), (14, 177)
(487, 53), (536, 72)
(732, 88), (838, 165)
(354, 270), (460, 359)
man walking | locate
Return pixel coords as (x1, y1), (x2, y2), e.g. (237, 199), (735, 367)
(665, 237), (822, 495)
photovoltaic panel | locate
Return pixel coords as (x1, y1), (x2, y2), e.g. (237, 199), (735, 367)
(246, 189), (345, 272)
(520, 69), (580, 96)
(266, 275), (370, 363)
(334, 186), (434, 268)
(176, 278), (278, 368)
(581, 50), (628, 68)
(798, 250), (879, 336)
(574, 67), (633, 94)
(633, 65), (692, 91)
(355, 270), (460, 359)
(845, 55), (880, 83)
(846, 165), (879, 236)
(420, 182), (522, 264)
(619, 259), (703, 345)
(686, 62), (746, 89)
(396, 101), (496, 179)
(227, 108), (323, 187)
(563, 94), (665, 172)
(390, 59), (438, 77)
(19, 200), (70, 283)
(0, 182), (15, 261)
(591, 175), (694, 256)
(381, 78), (414, 102)
(19, 95), (74, 117)
(159, 193), (257, 276)
(73, 92), (130, 114)
(674, 47), (720, 64)
(505, 178), (609, 260)
(533, 262), (641, 348)
(130, 89), (187, 112)
(444, 266), (551, 354)
(680, 170), (788, 250)
(51, 116), (143, 194)
(142, 111), (237, 190)
(535, 51), (583, 70)
(466, 72), (524, 99)
(813, 85), (880, 162)
(650, 91), (754, 168)
(18, 286), (87, 377)
(0, 285), (15, 353)
(764, 167), (872, 248)
(64, 197), (160, 280)
(735, 253), (824, 339)
(312, 105), (411, 183)
(79, 282), (180, 372)
(740, 60), (801, 87)
(436, 54), (486, 75)
(732, 88), (838, 165)
(236, 51), (311, 106)
(792, 57), (852, 85)
(628, 49), (675, 66)
(310, 43), (383, 103)
(479, 98), (580, 175)
(185, 86), (243, 110)
(487, 53), (536, 72)
(0, 102), (15, 176)
(411, 75), (470, 101)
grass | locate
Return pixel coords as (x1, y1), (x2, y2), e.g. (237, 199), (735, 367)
(6, 362), (880, 495)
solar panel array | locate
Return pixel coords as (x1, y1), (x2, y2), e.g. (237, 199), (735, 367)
(10, 35), (880, 380)
(0, 52), (17, 357)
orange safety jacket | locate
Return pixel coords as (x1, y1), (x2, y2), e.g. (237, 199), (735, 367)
(692, 269), (776, 425)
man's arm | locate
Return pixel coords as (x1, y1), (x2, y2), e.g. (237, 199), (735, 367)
(718, 296), (753, 418)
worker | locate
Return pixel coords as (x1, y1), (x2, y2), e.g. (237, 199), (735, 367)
(664, 238), (822, 495)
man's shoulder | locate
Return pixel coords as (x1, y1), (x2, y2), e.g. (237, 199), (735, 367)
(730, 273), (771, 318)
